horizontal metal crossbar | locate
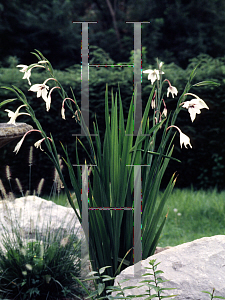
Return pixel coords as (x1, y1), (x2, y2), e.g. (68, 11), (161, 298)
(88, 207), (134, 210)
(89, 64), (133, 67)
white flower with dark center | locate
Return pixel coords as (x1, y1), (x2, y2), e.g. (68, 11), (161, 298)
(29, 78), (58, 111)
(182, 93), (209, 122)
(29, 83), (49, 103)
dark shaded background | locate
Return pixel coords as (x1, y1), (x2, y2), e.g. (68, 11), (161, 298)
(0, 0), (225, 196)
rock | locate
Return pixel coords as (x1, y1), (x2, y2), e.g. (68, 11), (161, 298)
(0, 123), (33, 148)
(154, 246), (171, 254)
(0, 195), (82, 240)
(113, 235), (225, 299)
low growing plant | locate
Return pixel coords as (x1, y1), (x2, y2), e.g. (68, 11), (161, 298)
(0, 200), (86, 300)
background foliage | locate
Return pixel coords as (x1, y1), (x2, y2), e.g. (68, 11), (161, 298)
(0, 0), (225, 193)
(1, 0), (225, 69)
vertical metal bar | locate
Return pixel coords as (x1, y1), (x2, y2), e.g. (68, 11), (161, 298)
(81, 164), (89, 275)
(81, 23), (89, 136)
(134, 164), (142, 274)
(133, 23), (142, 136)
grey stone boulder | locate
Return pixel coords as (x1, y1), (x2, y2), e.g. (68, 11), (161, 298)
(113, 235), (225, 299)
(0, 195), (82, 240)
(0, 123), (33, 148)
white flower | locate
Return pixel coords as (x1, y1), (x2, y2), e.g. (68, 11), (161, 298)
(167, 125), (192, 149)
(45, 95), (51, 112)
(13, 129), (51, 154)
(151, 98), (156, 109)
(17, 61), (47, 85)
(151, 92), (156, 109)
(143, 69), (165, 84)
(13, 129), (39, 154)
(29, 83), (49, 103)
(159, 61), (164, 69)
(34, 136), (52, 151)
(34, 138), (45, 151)
(29, 79), (59, 111)
(179, 130), (192, 149)
(162, 99), (167, 117)
(167, 85), (178, 98)
(61, 106), (66, 119)
(46, 86), (60, 112)
(61, 97), (78, 120)
(74, 110), (81, 122)
(182, 93), (209, 122)
(162, 107), (167, 117)
(5, 104), (30, 125)
(17, 65), (32, 85)
(13, 136), (26, 154)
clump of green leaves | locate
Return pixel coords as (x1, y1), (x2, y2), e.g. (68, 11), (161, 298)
(0, 222), (85, 299)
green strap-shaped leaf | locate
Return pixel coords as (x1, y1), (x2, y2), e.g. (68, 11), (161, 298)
(193, 80), (220, 87)
(0, 98), (17, 108)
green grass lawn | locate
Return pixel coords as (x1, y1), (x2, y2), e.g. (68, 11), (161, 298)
(46, 188), (225, 248)
(158, 188), (225, 247)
